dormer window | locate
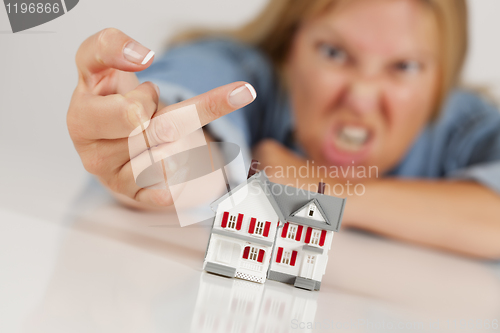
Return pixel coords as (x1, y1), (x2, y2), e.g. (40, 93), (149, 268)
(308, 204), (315, 217)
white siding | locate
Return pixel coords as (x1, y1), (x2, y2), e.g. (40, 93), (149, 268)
(270, 222), (335, 283)
(292, 202), (326, 222)
(205, 179), (280, 283)
(204, 234), (270, 282)
(214, 180), (279, 240)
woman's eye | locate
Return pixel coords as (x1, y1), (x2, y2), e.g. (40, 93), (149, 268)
(318, 43), (347, 63)
(394, 61), (422, 74)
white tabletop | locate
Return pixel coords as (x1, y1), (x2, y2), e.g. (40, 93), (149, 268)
(1, 1), (500, 331)
(1, 181), (499, 333)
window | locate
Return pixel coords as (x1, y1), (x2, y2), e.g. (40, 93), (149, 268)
(308, 204), (315, 217)
(305, 227), (326, 246)
(243, 246), (265, 263)
(275, 247), (297, 266)
(282, 222), (302, 241)
(227, 215), (237, 229)
(222, 212), (243, 230)
(255, 221), (264, 235)
(282, 251), (291, 265)
(286, 224), (297, 240)
(310, 229), (321, 246)
(249, 247), (258, 261)
(249, 219), (271, 237)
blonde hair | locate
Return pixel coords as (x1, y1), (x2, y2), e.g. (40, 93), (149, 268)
(174, 0), (468, 116)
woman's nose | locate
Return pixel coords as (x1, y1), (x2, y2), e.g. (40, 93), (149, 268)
(343, 80), (381, 115)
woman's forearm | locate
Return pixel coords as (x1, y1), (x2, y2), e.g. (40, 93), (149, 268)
(252, 139), (500, 259)
(342, 179), (500, 259)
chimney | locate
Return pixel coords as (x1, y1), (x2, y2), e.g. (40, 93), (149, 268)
(318, 182), (325, 194)
(247, 159), (259, 179)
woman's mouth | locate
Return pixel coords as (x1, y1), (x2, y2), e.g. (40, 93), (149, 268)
(322, 124), (374, 166)
(336, 125), (370, 151)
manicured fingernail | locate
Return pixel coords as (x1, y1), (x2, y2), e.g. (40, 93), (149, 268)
(228, 84), (257, 107)
(123, 41), (155, 65)
(153, 84), (160, 97)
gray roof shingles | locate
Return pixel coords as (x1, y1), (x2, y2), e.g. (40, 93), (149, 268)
(211, 171), (346, 232)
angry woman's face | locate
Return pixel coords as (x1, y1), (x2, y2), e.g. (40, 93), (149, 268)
(285, 0), (440, 175)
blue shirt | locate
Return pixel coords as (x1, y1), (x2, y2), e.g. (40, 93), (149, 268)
(137, 38), (500, 194)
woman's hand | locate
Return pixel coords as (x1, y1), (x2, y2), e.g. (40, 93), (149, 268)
(67, 28), (256, 209)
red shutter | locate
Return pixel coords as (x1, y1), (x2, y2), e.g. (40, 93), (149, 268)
(304, 227), (312, 243)
(281, 222), (289, 238)
(263, 221), (271, 237)
(236, 213), (243, 230)
(319, 230), (327, 246)
(221, 212), (229, 228)
(248, 218), (256, 234)
(295, 225), (303, 241)
(276, 247), (283, 263)
(290, 251), (297, 266)
(242, 246), (250, 259)
(257, 249), (265, 263)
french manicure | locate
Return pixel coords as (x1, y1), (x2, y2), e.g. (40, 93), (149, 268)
(228, 84), (257, 107)
(123, 41), (155, 65)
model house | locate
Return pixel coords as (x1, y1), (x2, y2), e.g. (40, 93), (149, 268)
(203, 160), (346, 291)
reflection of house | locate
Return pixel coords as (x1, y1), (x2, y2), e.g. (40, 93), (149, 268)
(256, 283), (318, 333)
(191, 272), (318, 333)
(190, 273), (264, 333)
(203, 161), (346, 291)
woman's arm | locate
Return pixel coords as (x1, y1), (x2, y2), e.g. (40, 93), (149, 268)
(253, 139), (500, 259)
(347, 179), (500, 259)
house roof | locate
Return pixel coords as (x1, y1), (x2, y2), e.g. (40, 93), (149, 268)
(210, 171), (287, 223)
(290, 198), (329, 223)
(267, 182), (346, 232)
(211, 171), (346, 232)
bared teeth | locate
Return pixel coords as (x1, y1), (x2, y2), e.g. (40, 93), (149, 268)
(335, 126), (369, 151)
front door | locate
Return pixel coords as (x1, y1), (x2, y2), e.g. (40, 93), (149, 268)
(301, 254), (316, 279)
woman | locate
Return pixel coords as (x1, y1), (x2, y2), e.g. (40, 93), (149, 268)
(67, 0), (500, 258)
